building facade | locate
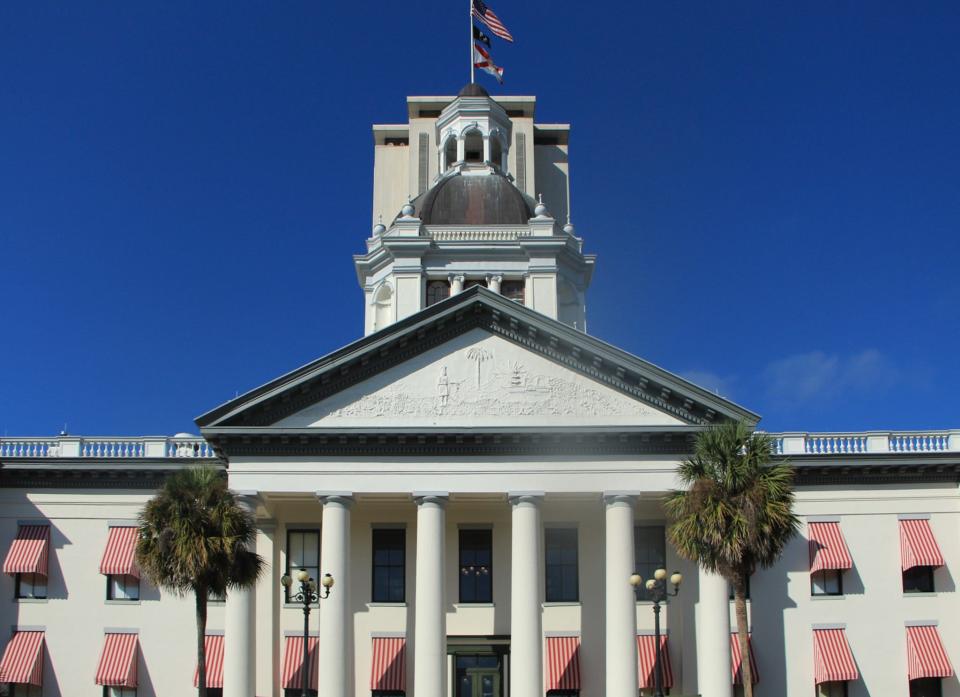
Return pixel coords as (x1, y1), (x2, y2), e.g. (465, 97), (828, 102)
(1, 85), (958, 697)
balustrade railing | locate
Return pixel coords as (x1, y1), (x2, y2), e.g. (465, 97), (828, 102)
(766, 431), (958, 456)
(0, 435), (217, 459)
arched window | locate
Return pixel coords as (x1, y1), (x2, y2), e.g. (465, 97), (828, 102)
(489, 136), (503, 168)
(464, 130), (483, 163)
(373, 283), (393, 330)
(426, 280), (451, 307)
(443, 137), (457, 170)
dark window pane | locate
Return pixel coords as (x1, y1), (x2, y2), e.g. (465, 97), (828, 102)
(286, 530), (320, 603)
(459, 529), (493, 603)
(372, 529), (405, 603)
(903, 566), (935, 593)
(545, 528), (578, 602)
(910, 678), (942, 697)
(634, 526), (665, 600)
(426, 281), (451, 307)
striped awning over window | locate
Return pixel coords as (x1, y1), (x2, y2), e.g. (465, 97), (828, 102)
(731, 634), (760, 685)
(193, 635), (224, 688)
(95, 633), (139, 687)
(813, 628), (859, 684)
(370, 637), (406, 691)
(0, 631), (45, 685)
(99, 526), (139, 578)
(2, 525), (50, 576)
(637, 635), (673, 689)
(900, 519), (945, 571)
(808, 522), (853, 573)
(906, 625), (953, 680)
(282, 636), (318, 691)
(545, 636), (581, 691)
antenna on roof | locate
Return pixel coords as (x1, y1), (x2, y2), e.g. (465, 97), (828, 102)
(59, 423), (68, 436)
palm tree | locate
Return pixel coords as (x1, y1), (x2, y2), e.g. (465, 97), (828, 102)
(665, 421), (799, 697)
(136, 466), (264, 696)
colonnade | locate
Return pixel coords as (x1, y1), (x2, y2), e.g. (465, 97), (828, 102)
(223, 492), (732, 697)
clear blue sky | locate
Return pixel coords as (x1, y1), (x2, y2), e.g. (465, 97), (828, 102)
(2, 2), (958, 437)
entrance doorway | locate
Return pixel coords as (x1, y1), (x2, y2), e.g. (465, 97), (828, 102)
(455, 654), (501, 697)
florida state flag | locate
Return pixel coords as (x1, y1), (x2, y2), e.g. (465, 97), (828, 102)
(473, 43), (504, 84)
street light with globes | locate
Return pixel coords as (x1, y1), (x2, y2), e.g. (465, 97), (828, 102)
(629, 568), (682, 697)
(280, 569), (334, 697)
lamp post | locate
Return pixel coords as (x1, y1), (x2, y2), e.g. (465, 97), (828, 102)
(629, 568), (682, 697)
(281, 568), (334, 697)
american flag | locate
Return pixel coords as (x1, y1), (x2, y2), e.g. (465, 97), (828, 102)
(472, 0), (514, 42)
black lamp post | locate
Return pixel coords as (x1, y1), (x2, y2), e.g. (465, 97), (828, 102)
(281, 568), (334, 697)
(629, 568), (682, 697)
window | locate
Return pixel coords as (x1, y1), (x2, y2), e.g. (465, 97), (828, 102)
(547, 692), (578, 697)
(545, 528), (578, 602)
(206, 691), (223, 697)
(208, 587), (226, 603)
(459, 529), (492, 603)
(426, 280), (451, 307)
(372, 692), (404, 697)
(811, 569), (843, 596)
(910, 678), (943, 697)
(500, 280), (524, 303)
(816, 681), (848, 697)
(105, 687), (137, 697)
(443, 137), (458, 169)
(15, 573), (46, 599)
(372, 528), (405, 603)
(286, 529), (320, 602)
(11, 686), (42, 697)
(490, 136), (503, 168)
(464, 131), (483, 163)
(283, 691), (317, 697)
(903, 566), (935, 593)
(633, 526), (665, 600)
(463, 279), (487, 290)
(107, 574), (140, 601)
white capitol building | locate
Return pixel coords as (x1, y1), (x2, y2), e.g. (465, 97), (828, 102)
(1, 84), (958, 697)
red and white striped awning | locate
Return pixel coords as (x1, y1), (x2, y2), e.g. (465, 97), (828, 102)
(900, 519), (945, 571)
(2, 525), (50, 576)
(808, 522), (853, 573)
(99, 526), (139, 578)
(637, 635), (673, 689)
(282, 636), (318, 691)
(370, 637), (406, 691)
(193, 635), (224, 688)
(731, 634), (760, 685)
(0, 631), (45, 685)
(906, 625), (953, 680)
(813, 628), (859, 684)
(545, 636), (581, 691)
(95, 633), (139, 687)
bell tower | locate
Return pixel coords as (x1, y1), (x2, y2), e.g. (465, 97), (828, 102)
(356, 85), (594, 335)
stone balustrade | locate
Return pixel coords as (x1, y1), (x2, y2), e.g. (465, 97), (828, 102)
(0, 435), (218, 459)
(768, 430), (960, 455)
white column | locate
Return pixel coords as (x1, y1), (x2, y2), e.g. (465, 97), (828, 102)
(450, 274), (465, 295)
(509, 493), (543, 697)
(224, 492), (258, 697)
(486, 274), (503, 294)
(414, 493), (448, 697)
(604, 493), (638, 697)
(697, 568), (732, 697)
(318, 493), (353, 697)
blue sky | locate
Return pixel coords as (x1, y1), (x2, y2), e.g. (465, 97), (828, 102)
(2, 2), (958, 436)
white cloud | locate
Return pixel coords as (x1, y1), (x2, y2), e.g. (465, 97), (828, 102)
(762, 349), (897, 403)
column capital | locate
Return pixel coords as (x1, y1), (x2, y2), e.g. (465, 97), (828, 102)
(508, 491), (544, 506)
(603, 491), (639, 506)
(413, 492), (449, 507)
(232, 490), (261, 513)
(316, 491), (355, 508)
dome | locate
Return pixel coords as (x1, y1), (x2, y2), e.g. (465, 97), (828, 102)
(457, 83), (490, 98)
(418, 172), (533, 225)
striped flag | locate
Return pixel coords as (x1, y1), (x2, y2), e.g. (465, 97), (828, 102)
(472, 0), (514, 42)
(473, 43), (504, 84)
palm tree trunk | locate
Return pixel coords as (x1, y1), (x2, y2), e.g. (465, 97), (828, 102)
(196, 586), (208, 697)
(733, 571), (753, 697)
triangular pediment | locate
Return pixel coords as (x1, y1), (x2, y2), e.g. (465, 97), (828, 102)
(275, 329), (685, 428)
(196, 287), (758, 431)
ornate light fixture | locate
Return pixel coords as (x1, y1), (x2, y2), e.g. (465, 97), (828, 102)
(280, 568), (334, 697)
(629, 568), (682, 697)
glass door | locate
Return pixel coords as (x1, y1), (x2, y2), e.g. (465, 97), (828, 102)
(455, 654), (502, 697)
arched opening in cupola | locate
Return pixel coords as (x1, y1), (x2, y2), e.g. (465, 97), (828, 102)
(489, 136), (503, 169)
(443, 136), (458, 170)
(463, 130), (484, 163)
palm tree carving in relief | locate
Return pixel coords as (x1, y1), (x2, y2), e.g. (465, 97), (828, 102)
(136, 467), (264, 696)
(665, 421), (799, 697)
(466, 347), (493, 388)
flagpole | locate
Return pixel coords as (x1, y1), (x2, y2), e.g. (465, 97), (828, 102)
(469, 0), (475, 83)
